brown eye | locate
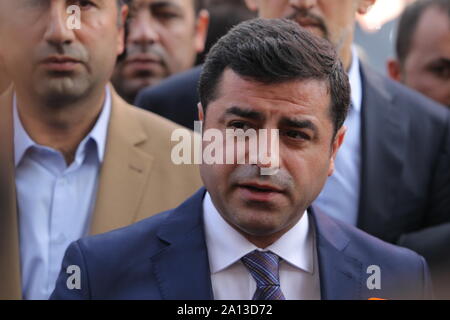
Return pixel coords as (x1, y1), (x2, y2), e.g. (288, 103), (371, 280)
(284, 130), (310, 141)
(228, 121), (252, 131)
(77, 0), (95, 10)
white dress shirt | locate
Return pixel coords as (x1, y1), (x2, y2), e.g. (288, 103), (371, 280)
(203, 192), (321, 300)
(313, 46), (363, 226)
(14, 87), (111, 300)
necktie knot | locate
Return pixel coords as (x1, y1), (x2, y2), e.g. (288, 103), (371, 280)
(241, 250), (285, 300)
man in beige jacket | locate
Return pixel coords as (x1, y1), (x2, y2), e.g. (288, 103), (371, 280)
(0, 0), (201, 299)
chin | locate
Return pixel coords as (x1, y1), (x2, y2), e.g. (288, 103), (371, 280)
(39, 85), (90, 107)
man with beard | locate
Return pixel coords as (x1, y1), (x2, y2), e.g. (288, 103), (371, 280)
(111, 0), (209, 103)
(0, 0), (202, 300)
(244, 0), (450, 298)
(51, 19), (432, 300)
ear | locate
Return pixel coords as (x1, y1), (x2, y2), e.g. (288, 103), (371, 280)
(194, 9), (210, 54)
(117, 4), (129, 56)
(357, 0), (376, 15)
(387, 59), (402, 82)
(328, 126), (346, 177)
(244, 0), (258, 12)
(198, 102), (205, 122)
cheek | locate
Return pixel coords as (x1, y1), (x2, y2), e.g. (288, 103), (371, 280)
(200, 164), (230, 190)
(284, 147), (331, 188)
(162, 26), (195, 54)
(406, 71), (439, 93)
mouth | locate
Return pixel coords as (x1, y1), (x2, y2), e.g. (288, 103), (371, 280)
(41, 56), (82, 72)
(125, 55), (163, 76)
(237, 182), (285, 202)
(126, 54), (162, 66)
(293, 18), (325, 34)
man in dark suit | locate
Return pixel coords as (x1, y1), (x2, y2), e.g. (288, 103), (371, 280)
(140, 0), (450, 297)
(51, 19), (432, 300)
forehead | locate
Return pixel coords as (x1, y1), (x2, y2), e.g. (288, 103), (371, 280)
(131, 0), (194, 11)
(211, 69), (331, 122)
(411, 7), (450, 55)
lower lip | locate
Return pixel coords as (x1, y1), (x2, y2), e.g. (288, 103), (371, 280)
(42, 61), (80, 72)
(300, 24), (323, 34)
(237, 186), (284, 202)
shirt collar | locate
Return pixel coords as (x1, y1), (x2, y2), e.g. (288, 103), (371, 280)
(13, 86), (112, 167)
(203, 192), (314, 275)
(348, 46), (363, 113)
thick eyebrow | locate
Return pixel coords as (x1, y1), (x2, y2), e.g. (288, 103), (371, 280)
(429, 58), (450, 65)
(149, 0), (182, 11)
(222, 106), (266, 122)
(280, 117), (319, 136)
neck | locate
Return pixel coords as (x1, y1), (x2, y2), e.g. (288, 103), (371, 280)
(341, 49), (353, 73)
(240, 214), (304, 249)
(338, 32), (355, 72)
(15, 86), (106, 165)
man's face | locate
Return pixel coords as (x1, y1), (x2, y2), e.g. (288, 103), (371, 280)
(199, 69), (345, 246)
(402, 7), (450, 108)
(113, 0), (207, 101)
(0, 0), (127, 105)
(251, 0), (375, 67)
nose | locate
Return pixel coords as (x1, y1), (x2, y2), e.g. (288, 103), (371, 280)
(44, 3), (76, 48)
(128, 11), (161, 48)
(289, 0), (318, 10)
(256, 128), (280, 176)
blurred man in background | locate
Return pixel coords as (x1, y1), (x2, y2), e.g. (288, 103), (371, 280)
(388, 0), (450, 108)
(247, 0), (450, 298)
(135, 0), (255, 130)
(196, 0), (256, 64)
(112, 0), (209, 103)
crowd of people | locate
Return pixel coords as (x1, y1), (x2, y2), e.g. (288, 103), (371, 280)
(0, 0), (449, 300)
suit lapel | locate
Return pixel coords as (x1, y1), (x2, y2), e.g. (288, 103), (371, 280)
(151, 188), (214, 300)
(0, 88), (22, 299)
(357, 65), (409, 239)
(311, 208), (363, 300)
(89, 86), (155, 235)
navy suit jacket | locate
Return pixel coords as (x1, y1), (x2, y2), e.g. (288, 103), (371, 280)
(135, 64), (450, 295)
(51, 188), (432, 300)
(135, 66), (202, 131)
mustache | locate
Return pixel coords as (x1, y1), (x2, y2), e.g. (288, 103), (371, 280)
(285, 9), (329, 39)
(125, 43), (168, 66)
(229, 165), (295, 194)
(36, 44), (89, 64)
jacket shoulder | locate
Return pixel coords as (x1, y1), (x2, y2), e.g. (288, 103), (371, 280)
(83, 209), (171, 254)
(137, 66), (202, 101)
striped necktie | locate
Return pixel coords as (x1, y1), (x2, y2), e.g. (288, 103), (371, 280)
(241, 250), (286, 300)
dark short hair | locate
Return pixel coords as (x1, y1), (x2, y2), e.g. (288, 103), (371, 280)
(199, 18), (350, 137)
(396, 0), (450, 65)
